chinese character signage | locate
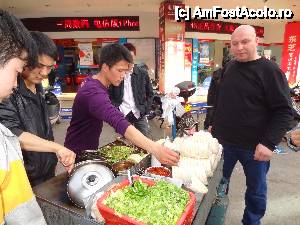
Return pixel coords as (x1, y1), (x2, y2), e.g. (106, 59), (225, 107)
(186, 19), (264, 37)
(184, 41), (192, 68)
(21, 17), (139, 32)
(281, 22), (300, 86)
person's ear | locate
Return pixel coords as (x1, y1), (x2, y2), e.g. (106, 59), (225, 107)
(102, 63), (109, 73)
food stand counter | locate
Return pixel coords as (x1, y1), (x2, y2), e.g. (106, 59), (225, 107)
(33, 157), (223, 225)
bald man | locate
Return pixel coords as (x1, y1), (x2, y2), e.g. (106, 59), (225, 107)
(211, 25), (293, 225)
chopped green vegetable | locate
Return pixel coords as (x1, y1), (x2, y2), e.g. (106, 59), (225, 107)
(99, 145), (135, 164)
(103, 180), (190, 225)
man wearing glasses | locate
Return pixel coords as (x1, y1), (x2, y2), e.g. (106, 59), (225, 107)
(0, 31), (75, 186)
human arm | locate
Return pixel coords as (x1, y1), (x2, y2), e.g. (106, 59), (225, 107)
(261, 66), (294, 150)
(0, 98), (75, 172)
(124, 125), (179, 166)
(19, 132), (75, 172)
(89, 92), (179, 166)
(254, 143), (273, 161)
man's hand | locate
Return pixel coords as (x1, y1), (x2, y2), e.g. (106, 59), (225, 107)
(254, 143), (273, 161)
(290, 130), (300, 147)
(56, 147), (76, 173)
(152, 143), (180, 166)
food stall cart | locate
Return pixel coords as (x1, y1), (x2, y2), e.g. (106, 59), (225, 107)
(33, 155), (223, 225)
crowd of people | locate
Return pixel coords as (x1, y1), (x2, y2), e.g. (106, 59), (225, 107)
(0, 9), (180, 224)
(1, 8), (300, 225)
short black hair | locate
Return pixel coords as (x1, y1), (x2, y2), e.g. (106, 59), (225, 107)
(0, 9), (37, 68)
(30, 31), (58, 63)
(99, 43), (133, 69)
(123, 43), (136, 56)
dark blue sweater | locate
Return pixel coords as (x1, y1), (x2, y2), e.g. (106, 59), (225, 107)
(212, 58), (293, 150)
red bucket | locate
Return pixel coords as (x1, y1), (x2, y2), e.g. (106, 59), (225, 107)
(97, 177), (196, 225)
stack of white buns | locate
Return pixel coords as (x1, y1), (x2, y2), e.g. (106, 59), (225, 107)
(157, 131), (222, 194)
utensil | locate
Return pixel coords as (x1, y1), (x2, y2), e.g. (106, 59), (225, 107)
(67, 160), (114, 208)
(127, 169), (133, 186)
(111, 160), (135, 176)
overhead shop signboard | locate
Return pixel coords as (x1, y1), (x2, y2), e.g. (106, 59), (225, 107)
(186, 19), (264, 37)
(21, 16), (140, 32)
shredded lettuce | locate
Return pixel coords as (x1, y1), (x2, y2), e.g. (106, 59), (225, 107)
(103, 180), (190, 225)
(99, 146), (135, 164)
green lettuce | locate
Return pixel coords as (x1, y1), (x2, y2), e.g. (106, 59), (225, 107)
(103, 180), (190, 225)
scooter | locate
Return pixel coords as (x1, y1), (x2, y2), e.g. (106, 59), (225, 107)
(174, 81), (198, 137)
(290, 84), (300, 102)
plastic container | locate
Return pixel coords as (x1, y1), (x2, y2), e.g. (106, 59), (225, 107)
(145, 166), (171, 177)
(97, 177), (196, 225)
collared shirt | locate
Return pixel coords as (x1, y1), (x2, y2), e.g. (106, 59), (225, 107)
(119, 72), (140, 119)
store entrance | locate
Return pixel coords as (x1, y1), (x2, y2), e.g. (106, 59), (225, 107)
(51, 40), (102, 93)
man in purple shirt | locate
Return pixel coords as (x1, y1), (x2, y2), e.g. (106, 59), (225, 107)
(65, 43), (179, 166)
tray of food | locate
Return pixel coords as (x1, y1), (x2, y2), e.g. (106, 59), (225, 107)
(78, 140), (149, 176)
(97, 177), (196, 225)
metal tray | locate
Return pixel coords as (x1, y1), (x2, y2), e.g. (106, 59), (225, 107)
(78, 140), (149, 177)
(79, 140), (145, 162)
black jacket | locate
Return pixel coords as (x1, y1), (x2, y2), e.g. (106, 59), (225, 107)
(0, 76), (57, 182)
(108, 64), (154, 117)
(204, 68), (223, 129)
(212, 58), (294, 150)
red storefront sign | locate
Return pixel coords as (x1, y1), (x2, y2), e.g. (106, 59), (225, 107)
(186, 20), (264, 37)
(53, 39), (75, 46)
(281, 22), (300, 85)
(21, 17), (139, 32)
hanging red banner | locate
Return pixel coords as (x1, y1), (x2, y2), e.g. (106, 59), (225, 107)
(281, 22), (300, 85)
(184, 42), (192, 67)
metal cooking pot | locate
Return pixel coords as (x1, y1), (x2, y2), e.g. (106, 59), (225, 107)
(67, 160), (114, 208)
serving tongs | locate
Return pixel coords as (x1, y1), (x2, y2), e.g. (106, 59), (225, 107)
(127, 169), (133, 186)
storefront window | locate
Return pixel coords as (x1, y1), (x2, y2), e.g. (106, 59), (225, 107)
(127, 38), (156, 80)
(197, 41), (215, 85)
(264, 45), (283, 67)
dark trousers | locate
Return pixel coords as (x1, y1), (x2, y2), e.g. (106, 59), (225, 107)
(222, 145), (270, 225)
(125, 111), (151, 138)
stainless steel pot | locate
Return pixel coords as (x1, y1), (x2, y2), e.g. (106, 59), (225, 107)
(67, 160), (114, 208)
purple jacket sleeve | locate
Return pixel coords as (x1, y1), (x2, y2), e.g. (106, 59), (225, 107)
(88, 91), (130, 136)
